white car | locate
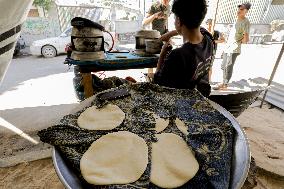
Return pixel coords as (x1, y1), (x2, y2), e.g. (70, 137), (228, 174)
(30, 27), (115, 58)
(30, 28), (72, 58)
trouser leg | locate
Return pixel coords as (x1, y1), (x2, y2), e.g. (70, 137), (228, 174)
(221, 53), (229, 84)
(222, 53), (240, 84)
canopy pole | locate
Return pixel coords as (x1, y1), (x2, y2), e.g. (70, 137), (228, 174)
(260, 42), (284, 108)
(211, 0), (220, 34)
(144, 0), (146, 16)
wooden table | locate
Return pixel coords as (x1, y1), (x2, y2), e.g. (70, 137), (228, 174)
(65, 52), (159, 98)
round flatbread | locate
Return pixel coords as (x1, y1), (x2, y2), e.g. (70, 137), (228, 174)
(153, 113), (169, 133)
(77, 104), (125, 130)
(150, 133), (199, 188)
(80, 131), (148, 185)
(175, 118), (189, 136)
(146, 111), (169, 133)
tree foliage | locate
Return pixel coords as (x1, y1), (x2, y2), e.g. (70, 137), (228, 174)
(33, 0), (53, 11)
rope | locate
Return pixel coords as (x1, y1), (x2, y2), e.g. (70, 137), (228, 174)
(104, 30), (114, 52)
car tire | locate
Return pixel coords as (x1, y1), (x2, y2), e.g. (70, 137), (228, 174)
(42, 45), (57, 58)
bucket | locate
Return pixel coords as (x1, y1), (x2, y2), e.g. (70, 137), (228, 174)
(135, 30), (161, 51)
(145, 39), (163, 54)
(71, 27), (104, 52)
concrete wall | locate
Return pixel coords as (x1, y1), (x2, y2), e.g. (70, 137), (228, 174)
(250, 24), (272, 34)
(115, 20), (141, 34)
(21, 3), (61, 46)
(214, 23), (272, 35)
(21, 18), (61, 46)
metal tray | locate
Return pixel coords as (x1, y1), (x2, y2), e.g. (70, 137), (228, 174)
(52, 100), (250, 189)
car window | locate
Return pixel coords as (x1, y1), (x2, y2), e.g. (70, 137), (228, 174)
(64, 28), (72, 36)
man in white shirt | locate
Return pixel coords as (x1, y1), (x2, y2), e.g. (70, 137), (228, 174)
(215, 2), (251, 90)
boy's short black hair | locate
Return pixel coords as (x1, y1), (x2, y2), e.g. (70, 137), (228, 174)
(238, 2), (251, 10)
(206, 19), (213, 25)
(172, 0), (207, 29)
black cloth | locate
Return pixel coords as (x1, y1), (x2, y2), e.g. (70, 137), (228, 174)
(213, 30), (220, 52)
(153, 29), (215, 97)
(213, 30), (220, 41)
(71, 17), (105, 30)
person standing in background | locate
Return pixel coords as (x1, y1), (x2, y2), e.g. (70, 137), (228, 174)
(143, 0), (171, 77)
(142, 0), (171, 35)
(214, 2), (251, 90)
(206, 19), (225, 50)
(206, 18), (225, 82)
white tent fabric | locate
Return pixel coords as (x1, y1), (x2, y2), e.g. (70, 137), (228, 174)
(0, 0), (33, 84)
(271, 0), (284, 5)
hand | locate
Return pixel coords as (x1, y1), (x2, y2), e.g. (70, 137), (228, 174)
(157, 41), (172, 71)
(154, 11), (166, 19)
(160, 41), (173, 62)
(161, 41), (173, 54)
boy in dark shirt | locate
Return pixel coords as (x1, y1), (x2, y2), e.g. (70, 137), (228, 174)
(153, 0), (215, 97)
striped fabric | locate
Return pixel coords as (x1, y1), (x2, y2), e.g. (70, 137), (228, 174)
(0, 24), (22, 56)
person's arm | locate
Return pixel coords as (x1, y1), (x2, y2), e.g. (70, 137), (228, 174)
(143, 5), (156, 27)
(156, 41), (172, 71)
(153, 49), (181, 87)
(159, 30), (179, 42)
(142, 13), (156, 26)
(215, 33), (225, 43)
(142, 12), (165, 27)
(242, 33), (249, 43)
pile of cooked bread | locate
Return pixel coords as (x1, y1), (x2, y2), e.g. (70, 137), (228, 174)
(78, 104), (199, 188)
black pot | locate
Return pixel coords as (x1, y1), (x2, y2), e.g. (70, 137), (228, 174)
(135, 36), (146, 49)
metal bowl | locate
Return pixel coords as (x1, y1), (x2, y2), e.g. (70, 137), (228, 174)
(209, 90), (263, 117)
(135, 30), (161, 50)
(145, 39), (163, 54)
(52, 100), (250, 189)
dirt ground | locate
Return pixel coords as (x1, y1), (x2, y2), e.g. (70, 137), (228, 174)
(0, 158), (64, 189)
(237, 104), (284, 177)
(0, 103), (284, 189)
(237, 103), (284, 189)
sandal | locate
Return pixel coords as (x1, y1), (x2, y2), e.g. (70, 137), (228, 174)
(212, 83), (228, 90)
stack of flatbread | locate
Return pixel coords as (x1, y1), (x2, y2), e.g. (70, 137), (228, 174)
(77, 103), (199, 188)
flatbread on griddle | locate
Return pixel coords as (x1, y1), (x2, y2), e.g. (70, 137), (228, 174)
(80, 131), (148, 185)
(77, 104), (125, 130)
(150, 133), (199, 188)
(175, 118), (189, 135)
(146, 111), (169, 133)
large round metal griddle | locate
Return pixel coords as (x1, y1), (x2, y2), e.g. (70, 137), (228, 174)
(52, 100), (250, 189)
